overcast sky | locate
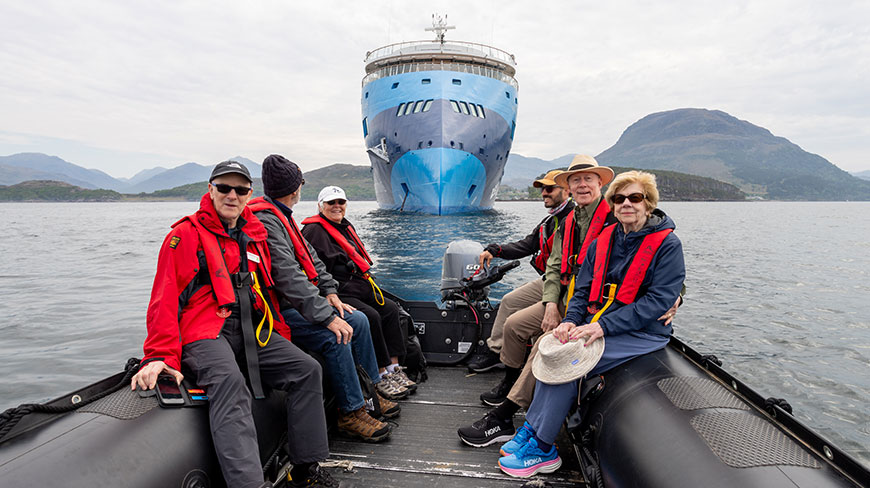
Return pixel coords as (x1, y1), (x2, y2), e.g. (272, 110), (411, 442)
(1, 0), (868, 178)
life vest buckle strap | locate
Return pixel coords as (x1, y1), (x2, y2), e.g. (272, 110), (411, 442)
(231, 272), (252, 289)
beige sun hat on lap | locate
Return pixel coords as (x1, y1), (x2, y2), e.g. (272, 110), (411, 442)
(532, 333), (605, 385)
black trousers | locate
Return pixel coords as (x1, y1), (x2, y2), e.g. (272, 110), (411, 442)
(182, 318), (328, 488)
(340, 277), (405, 368)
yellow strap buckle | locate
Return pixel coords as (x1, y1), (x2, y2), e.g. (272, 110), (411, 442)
(590, 283), (617, 323)
(566, 274), (577, 309)
(251, 272), (274, 347)
(366, 274), (385, 306)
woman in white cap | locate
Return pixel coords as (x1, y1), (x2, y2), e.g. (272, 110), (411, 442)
(496, 171), (686, 478)
(301, 186), (417, 400)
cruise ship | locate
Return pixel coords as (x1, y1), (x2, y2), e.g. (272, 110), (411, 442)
(361, 16), (519, 214)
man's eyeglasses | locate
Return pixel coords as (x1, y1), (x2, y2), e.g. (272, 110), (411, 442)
(324, 199), (347, 206)
(540, 185), (558, 193)
(213, 183), (252, 195)
(610, 192), (645, 204)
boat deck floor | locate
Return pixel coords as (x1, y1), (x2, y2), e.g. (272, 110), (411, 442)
(322, 366), (586, 487)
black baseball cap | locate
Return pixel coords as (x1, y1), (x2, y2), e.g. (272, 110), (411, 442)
(209, 160), (253, 184)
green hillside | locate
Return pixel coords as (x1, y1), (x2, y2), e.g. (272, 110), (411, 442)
(124, 164), (376, 201)
(0, 180), (122, 201)
(505, 166), (745, 201)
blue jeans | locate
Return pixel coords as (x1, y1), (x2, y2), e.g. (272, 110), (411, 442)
(525, 332), (669, 444)
(282, 308), (381, 413)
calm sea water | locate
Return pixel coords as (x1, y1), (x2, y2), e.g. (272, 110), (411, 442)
(0, 200), (867, 465)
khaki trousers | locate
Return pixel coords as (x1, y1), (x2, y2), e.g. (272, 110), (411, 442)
(486, 279), (544, 353)
(506, 331), (551, 409)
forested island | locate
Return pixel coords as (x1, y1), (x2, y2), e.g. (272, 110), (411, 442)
(1, 164), (744, 202)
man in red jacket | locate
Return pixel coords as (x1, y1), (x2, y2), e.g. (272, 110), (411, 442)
(130, 161), (336, 488)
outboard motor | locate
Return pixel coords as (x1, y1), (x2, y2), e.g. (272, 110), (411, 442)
(440, 240), (485, 301)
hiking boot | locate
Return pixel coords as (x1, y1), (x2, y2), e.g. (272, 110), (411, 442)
(480, 377), (512, 407)
(388, 366), (417, 393)
(457, 410), (516, 447)
(375, 374), (409, 401)
(500, 420), (534, 456)
(287, 463), (340, 487)
(498, 437), (562, 478)
(468, 349), (504, 373)
(337, 407), (391, 442)
(376, 392), (401, 419)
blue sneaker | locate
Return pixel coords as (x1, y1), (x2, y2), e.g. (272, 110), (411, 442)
(499, 421), (533, 456)
(498, 437), (562, 478)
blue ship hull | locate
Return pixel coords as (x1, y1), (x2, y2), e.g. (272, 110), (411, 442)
(362, 71), (518, 214)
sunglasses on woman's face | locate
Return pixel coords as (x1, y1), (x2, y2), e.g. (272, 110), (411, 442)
(325, 199), (347, 206)
(213, 183), (252, 195)
(610, 192), (645, 204)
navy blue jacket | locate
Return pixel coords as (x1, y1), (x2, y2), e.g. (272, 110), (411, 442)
(563, 209), (685, 338)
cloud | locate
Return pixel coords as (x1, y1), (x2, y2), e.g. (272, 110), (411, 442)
(1, 0), (869, 176)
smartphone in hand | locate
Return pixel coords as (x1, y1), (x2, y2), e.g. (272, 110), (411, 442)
(155, 374), (185, 406)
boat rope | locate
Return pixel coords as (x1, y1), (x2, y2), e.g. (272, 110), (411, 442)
(0, 358), (141, 442)
(764, 397), (793, 416)
(701, 354), (722, 367)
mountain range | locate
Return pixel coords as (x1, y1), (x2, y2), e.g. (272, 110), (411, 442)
(0, 154), (262, 193)
(2, 108), (869, 200)
(595, 108), (870, 200)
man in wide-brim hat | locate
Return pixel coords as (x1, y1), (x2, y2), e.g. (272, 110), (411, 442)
(457, 155), (619, 449)
(553, 154), (614, 190)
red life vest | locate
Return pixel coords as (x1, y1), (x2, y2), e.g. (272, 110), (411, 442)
(560, 198), (611, 285)
(301, 215), (373, 277)
(187, 213), (237, 307)
(248, 197), (320, 286)
(532, 222), (556, 274)
(589, 224), (673, 306)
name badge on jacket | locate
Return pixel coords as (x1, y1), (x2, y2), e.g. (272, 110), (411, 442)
(247, 251), (261, 264)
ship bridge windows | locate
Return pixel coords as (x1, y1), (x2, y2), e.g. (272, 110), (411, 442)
(362, 117), (368, 136)
(398, 99), (435, 117)
(449, 100), (487, 118)
(452, 79), (461, 85)
(422, 78), (431, 84)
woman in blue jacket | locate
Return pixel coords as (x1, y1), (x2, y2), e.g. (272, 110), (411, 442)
(497, 170), (686, 478)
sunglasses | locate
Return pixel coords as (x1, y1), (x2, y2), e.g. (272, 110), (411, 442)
(610, 192), (645, 204)
(213, 183), (252, 195)
(324, 199), (347, 206)
(540, 185), (558, 193)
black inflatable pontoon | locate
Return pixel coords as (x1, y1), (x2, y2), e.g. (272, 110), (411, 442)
(2, 242), (868, 487)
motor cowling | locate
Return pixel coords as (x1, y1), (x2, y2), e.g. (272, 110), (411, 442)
(440, 240), (485, 301)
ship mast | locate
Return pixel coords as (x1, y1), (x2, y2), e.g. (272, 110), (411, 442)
(424, 13), (455, 44)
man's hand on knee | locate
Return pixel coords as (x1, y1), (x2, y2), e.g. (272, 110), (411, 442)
(327, 316), (354, 344)
(540, 302), (562, 332)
